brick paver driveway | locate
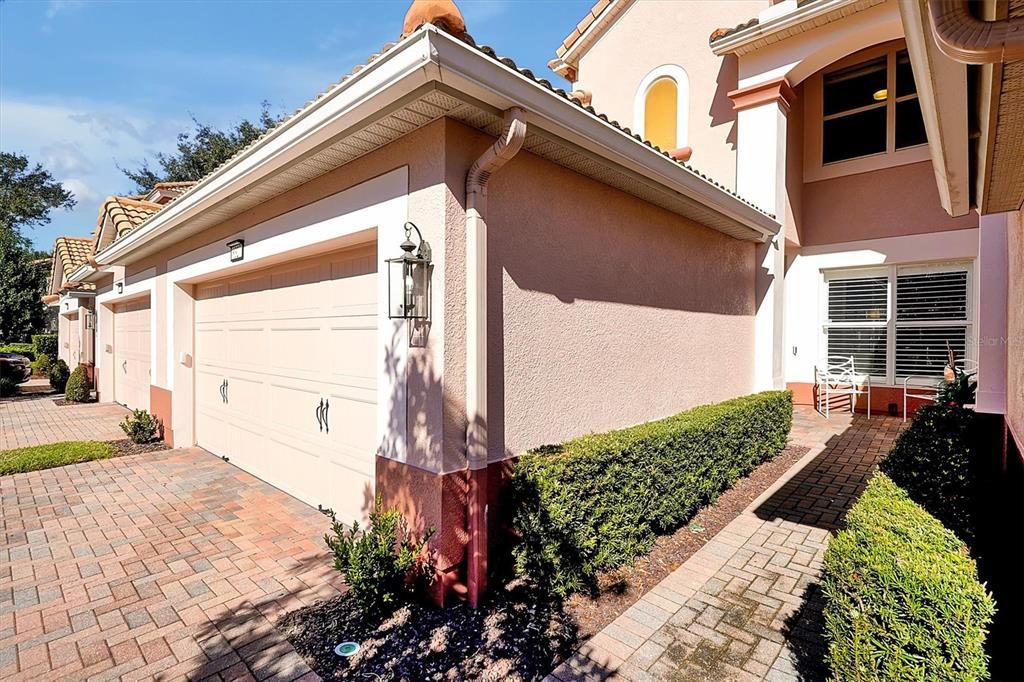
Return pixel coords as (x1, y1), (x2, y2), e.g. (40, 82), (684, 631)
(0, 388), (129, 450)
(1, 448), (344, 681)
(552, 407), (904, 682)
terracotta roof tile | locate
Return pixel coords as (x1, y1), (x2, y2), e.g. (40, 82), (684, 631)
(97, 196), (163, 241)
(53, 236), (96, 292)
(709, 16), (760, 44)
(556, 0), (615, 58)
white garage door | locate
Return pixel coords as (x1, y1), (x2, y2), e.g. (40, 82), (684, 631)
(112, 297), (151, 411)
(194, 244), (378, 524)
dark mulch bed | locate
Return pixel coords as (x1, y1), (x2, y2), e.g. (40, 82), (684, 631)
(105, 439), (170, 457)
(282, 443), (811, 680)
(280, 578), (577, 681)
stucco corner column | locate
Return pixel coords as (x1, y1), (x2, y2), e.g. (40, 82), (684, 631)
(731, 77), (795, 392)
(465, 107), (527, 608)
(976, 212), (1009, 415)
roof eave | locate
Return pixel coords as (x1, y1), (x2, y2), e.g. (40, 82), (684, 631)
(96, 26), (776, 265)
(711, 0), (865, 56)
(898, 0), (972, 217)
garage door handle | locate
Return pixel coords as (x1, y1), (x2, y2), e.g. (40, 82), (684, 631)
(323, 399), (330, 434)
(220, 379), (228, 404)
(316, 398), (324, 432)
(122, 360), (127, 373)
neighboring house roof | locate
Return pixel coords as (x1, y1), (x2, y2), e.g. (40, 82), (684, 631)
(549, 0), (633, 78)
(49, 236), (96, 295)
(75, 23), (778, 277)
(146, 181), (199, 205)
(93, 196), (164, 252)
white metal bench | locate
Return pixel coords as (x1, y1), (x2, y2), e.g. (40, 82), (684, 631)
(815, 355), (872, 418)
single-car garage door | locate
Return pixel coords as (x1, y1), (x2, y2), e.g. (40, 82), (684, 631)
(112, 297), (151, 411)
(194, 244), (377, 524)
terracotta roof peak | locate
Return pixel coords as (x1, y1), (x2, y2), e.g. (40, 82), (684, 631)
(401, 0), (470, 42)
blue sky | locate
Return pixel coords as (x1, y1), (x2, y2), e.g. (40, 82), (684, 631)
(0, 0), (591, 251)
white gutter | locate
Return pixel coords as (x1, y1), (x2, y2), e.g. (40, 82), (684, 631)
(928, 0), (1024, 64)
(711, 0), (868, 56)
(464, 107), (527, 609)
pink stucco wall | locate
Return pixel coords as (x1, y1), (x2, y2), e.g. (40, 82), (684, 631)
(444, 121), (756, 462)
(801, 161), (978, 246)
(574, 0), (768, 191)
(1008, 211), (1023, 448)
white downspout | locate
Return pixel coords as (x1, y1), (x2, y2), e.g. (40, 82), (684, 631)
(464, 107), (527, 608)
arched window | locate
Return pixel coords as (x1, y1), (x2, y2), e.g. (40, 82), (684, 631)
(634, 65), (689, 152)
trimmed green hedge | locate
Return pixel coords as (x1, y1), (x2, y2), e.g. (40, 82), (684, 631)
(32, 334), (58, 359)
(511, 390), (793, 595)
(880, 404), (978, 543)
(823, 474), (995, 682)
(0, 344), (35, 361)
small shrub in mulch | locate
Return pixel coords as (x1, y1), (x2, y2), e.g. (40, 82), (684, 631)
(49, 359), (70, 392)
(120, 409), (162, 444)
(280, 577), (576, 682)
(0, 378), (18, 398)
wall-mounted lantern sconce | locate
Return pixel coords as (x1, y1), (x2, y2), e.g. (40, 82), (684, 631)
(387, 222), (432, 320)
(227, 239), (245, 262)
(115, 281), (123, 294)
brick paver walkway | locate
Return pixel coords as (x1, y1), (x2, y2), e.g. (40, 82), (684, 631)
(0, 388), (129, 450)
(0, 448), (344, 680)
(551, 407), (904, 682)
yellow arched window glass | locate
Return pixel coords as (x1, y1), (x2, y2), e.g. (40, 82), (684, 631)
(644, 77), (677, 151)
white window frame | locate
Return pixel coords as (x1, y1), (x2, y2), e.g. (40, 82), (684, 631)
(633, 64), (689, 151)
(820, 261), (974, 386)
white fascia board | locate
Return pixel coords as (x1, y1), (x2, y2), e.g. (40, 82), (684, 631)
(427, 30), (779, 239)
(897, 0), (970, 217)
(94, 31), (436, 266)
(711, 0), (863, 56)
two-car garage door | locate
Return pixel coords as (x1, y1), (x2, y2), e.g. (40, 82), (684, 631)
(194, 245), (378, 525)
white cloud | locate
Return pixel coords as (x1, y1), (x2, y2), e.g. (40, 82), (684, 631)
(0, 95), (187, 248)
(43, 0), (87, 31)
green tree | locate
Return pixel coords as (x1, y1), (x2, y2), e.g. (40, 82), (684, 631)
(0, 152), (73, 342)
(0, 152), (75, 234)
(0, 228), (49, 342)
(121, 103), (281, 193)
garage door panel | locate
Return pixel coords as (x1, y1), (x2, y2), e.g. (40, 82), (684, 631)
(268, 382), (324, 440)
(327, 326), (377, 385)
(194, 246), (377, 525)
(113, 298), (151, 412)
(325, 395), (377, 468)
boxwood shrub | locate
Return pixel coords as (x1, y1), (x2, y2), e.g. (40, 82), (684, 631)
(510, 390), (792, 595)
(64, 365), (91, 402)
(880, 404), (978, 543)
(32, 334), (58, 358)
(823, 474), (995, 682)
(0, 343), (35, 361)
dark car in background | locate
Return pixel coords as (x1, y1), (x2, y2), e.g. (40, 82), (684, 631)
(0, 353), (32, 384)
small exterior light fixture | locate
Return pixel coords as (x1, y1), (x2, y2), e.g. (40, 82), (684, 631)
(227, 239), (245, 262)
(872, 88), (888, 101)
(387, 222), (432, 319)
(115, 281), (123, 294)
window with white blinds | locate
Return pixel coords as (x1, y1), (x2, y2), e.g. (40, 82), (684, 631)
(823, 263), (971, 383)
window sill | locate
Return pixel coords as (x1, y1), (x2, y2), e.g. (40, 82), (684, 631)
(805, 144), (929, 183)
